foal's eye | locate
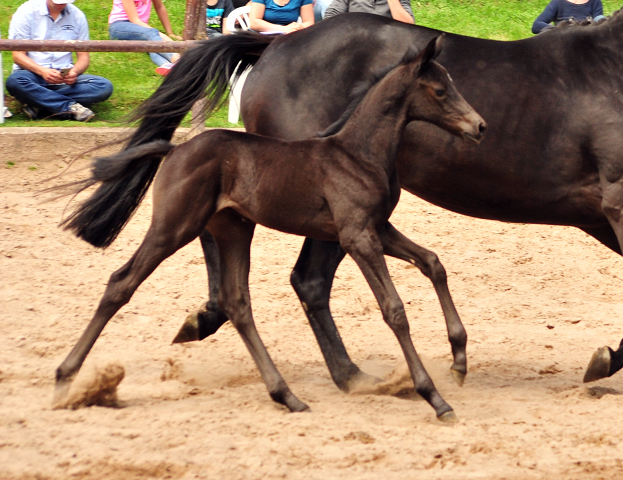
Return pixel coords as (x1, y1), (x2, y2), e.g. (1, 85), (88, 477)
(434, 88), (446, 98)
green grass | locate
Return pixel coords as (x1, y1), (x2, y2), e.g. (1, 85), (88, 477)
(1, 0), (232, 126)
(2, 0), (622, 126)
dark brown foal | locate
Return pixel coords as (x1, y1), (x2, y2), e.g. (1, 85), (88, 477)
(56, 36), (485, 421)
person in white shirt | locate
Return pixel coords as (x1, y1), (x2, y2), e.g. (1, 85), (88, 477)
(6, 0), (113, 121)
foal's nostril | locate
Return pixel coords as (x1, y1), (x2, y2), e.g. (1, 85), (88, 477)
(478, 122), (487, 136)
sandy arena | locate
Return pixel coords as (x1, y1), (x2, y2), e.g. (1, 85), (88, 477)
(1, 128), (623, 479)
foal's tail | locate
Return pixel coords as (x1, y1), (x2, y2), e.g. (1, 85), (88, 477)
(61, 32), (276, 249)
(60, 141), (176, 248)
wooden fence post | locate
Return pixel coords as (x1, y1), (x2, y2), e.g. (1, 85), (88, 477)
(184, 0), (207, 135)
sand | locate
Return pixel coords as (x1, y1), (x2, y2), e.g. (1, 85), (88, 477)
(1, 128), (622, 480)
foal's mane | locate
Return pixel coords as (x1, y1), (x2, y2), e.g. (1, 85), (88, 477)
(316, 46), (421, 138)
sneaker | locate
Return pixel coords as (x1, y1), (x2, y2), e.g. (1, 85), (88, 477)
(68, 103), (95, 122)
(22, 104), (39, 120)
(155, 62), (175, 76)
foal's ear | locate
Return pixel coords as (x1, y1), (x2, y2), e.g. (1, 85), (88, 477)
(413, 34), (444, 71)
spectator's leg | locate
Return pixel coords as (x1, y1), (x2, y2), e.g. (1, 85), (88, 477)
(52, 75), (113, 107)
(6, 69), (74, 115)
(109, 20), (171, 67)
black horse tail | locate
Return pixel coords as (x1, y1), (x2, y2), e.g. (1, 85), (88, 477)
(60, 140), (175, 248)
(60, 32), (276, 249)
(127, 31), (278, 149)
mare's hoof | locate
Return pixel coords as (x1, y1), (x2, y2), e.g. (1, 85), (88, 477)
(450, 367), (466, 387)
(583, 346), (612, 383)
(172, 312), (201, 344)
(437, 410), (458, 423)
(290, 400), (311, 413)
(343, 369), (383, 393)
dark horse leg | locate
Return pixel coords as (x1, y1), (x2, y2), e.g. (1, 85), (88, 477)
(209, 211), (309, 412)
(55, 223), (201, 406)
(174, 233), (380, 392)
(290, 239), (380, 392)
(580, 221), (623, 381)
(340, 224), (455, 421)
(380, 223), (467, 385)
(172, 230), (228, 343)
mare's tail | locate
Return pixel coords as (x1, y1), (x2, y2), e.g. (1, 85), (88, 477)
(61, 32), (276, 249)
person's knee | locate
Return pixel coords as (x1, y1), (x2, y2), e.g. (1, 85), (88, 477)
(5, 72), (33, 94)
(89, 77), (114, 103)
(5, 74), (19, 94)
(99, 78), (114, 101)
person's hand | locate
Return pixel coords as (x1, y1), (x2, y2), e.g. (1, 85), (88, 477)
(63, 69), (78, 85)
(169, 34), (183, 40)
(40, 67), (64, 84)
(159, 32), (173, 42)
(283, 22), (303, 34)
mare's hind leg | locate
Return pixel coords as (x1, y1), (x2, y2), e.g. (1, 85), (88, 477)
(209, 211), (309, 412)
(173, 235), (379, 393)
(173, 230), (229, 343)
(290, 239), (381, 392)
(380, 223), (467, 386)
(340, 226), (455, 421)
(54, 224), (201, 407)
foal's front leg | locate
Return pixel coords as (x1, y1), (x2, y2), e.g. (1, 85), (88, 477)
(209, 212), (309, 412)
(380, 223), (468, 386)
(340, 226), (456, 421)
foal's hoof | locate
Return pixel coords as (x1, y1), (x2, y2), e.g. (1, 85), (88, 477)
(450, 367), (466, 387)
(437, 410), (458, 423)
(172, 312), (201, 344)
(583, 346), (612, 383)
(52, 379), (72, 410)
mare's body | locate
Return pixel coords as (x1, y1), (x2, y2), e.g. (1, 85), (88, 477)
(56, 39), (485, 420)
(75, 13), (623, 390)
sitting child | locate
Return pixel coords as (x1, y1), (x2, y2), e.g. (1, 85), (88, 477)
(207, 0), (235, 37)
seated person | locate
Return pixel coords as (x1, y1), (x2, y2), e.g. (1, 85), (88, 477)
(108, 0), (182, 74)
(532, 0), (605, 34)
(6, 0), (113, 122)
(313, 0), (331, 22)
(323, 0), (414, 23)
(249, 0), (314, 34)
(206, 0), (235, 37)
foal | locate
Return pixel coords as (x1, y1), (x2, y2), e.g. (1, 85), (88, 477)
(55, 36), (485, 421)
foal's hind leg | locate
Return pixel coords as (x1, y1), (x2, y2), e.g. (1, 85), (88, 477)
(209, 211), (309, 412)
(54, 225), (199, 407)
(173, 230), (229, 343)
(290, 239), (381, 392)
(380, 223), (467, 386)
(340, 226), (455, 421)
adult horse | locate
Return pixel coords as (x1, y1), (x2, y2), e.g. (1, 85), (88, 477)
(75, 13), (623, 392)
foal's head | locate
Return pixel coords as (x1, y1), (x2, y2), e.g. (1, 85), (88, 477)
(403, 35), (486, 143)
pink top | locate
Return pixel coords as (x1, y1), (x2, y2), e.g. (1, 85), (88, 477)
(109, 0), (153, 24)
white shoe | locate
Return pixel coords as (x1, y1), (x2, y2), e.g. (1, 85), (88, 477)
(68, 103), (95, 122)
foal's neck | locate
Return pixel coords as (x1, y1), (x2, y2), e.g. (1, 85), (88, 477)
(333, 67), (412, 172)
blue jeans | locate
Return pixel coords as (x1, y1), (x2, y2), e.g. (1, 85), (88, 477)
(6, 69), (113, 116)
(109, 21), (174, 67)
